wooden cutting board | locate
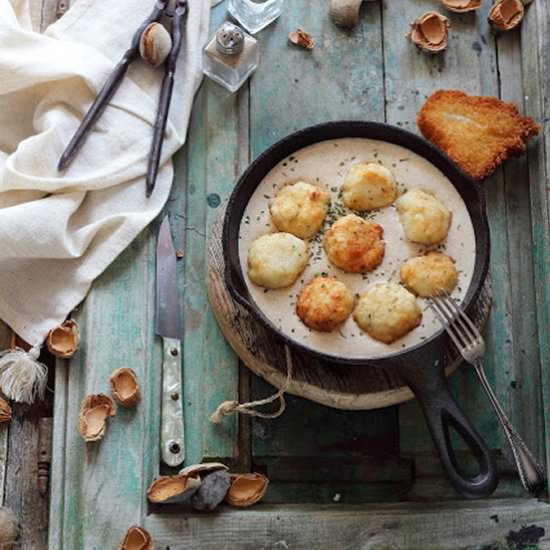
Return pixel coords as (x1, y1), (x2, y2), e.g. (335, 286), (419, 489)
(207, 205), (491, 410)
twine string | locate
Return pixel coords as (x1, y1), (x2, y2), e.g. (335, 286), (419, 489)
(210, 346), (293, 423)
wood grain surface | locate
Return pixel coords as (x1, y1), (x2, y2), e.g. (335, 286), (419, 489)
(207, 203), (492, 410)
(46, 0), (550, 548)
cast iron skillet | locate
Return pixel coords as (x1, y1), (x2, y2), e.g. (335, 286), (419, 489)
(223, 121), (497, 499)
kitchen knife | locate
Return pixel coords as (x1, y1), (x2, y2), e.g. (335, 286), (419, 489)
(156, 215), (185, 467)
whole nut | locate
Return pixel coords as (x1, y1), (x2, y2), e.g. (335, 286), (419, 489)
(139, 22), (172, 67)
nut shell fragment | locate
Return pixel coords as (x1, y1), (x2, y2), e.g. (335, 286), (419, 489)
(139, 22), (172, 67)
(225, 473), (269, 507)
(110, 368), (141, 408)
(47, 319), (80, 358)
(0, 397), (11, 424)
(288, 28), (315, 50)
(179, 462), (228, 478)
(488, 0), (524, 31)
(440, 0), (481, 12)
(408, 12), (450, 54)
(79, 394), (116, 442)
(119, 526), (153, 550)
(147, 474), (201, 504)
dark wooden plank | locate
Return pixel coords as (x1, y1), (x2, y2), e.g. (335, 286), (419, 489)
(4, 403), (51, 550)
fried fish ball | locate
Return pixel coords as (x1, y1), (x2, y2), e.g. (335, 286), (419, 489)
(296, 276), (354, 332)
(400, 252), (459, 297)
(341, 162), (398, 211)
(270, 181), (331, 239)
(353, 283), (422, 344)
(396, 188), (452, 245)
(353, 282), (422, 343)
(247, 233), (308, 289)
(323, 214), (385, 273)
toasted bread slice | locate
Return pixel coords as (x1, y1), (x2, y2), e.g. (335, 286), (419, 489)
(417, 90), (540, 181)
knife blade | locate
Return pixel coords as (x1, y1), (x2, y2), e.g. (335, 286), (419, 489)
(156, 215), (185, 467)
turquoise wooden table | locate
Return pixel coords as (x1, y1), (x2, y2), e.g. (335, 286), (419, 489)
(48, 0), (550, 548)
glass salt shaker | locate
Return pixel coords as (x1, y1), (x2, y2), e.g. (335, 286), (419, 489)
(202, 22), (259, 93)
(228, 0), (284, 34)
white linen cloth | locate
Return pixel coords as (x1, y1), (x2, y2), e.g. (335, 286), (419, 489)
(0, 0), (212, 346)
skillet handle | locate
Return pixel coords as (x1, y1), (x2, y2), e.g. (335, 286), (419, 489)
(397, 347), (498, 499)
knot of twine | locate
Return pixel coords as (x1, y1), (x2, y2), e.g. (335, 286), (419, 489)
(28, 345), (40, 361)
(210, 346), (293, 423)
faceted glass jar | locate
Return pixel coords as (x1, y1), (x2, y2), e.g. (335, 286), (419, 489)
(202, 22), (259, 93)
(228, 0), (284, 34)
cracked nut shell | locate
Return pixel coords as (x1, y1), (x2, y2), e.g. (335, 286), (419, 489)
(147, 474), (201, 504)
(139, 22), (172, 67)
(225, 473), (269, 507)
(47, 319), (80, 358)
(440, 0), (481, 12)
(408, 12), (450, 54)
(79, 394), (116, 442)
(179, 462), (228, 478)
(119, 526), (153, 550)
(488, 0), (524, 31)
(110, 368), (141, 408)
(0, 397), (11, 424)
(288, 28), (315, 50)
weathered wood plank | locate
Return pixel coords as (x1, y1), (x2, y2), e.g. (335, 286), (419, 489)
(48, 0), (550, 547)
(4, 403), (50, 550)
(51, 233), (158, 549)
(247, 0), (404, 493)
(522, 0), (550, 496)
(382, 1), (532, 466)
(179, 30), (243, 463)
(49, 3), (243, 547)
(144, 498), (550, 550)
(5, 3), (69, 550)
(250, 0), (386, 149)
(0, 323), (11, 504)
(495, 8), (546, 467)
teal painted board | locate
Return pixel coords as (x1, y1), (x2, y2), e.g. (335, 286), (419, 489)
(247, 0), (401, 489)
(50, 232), (158, 549)
(523, 0), (550, 485)
(174, 1), (243, 466)
(381, 0), (530, 459)
(249, 0), (385, 151)
(46, 0), (550, 546)
(49, 5), (245, 547)
(496, 23), (545, 464)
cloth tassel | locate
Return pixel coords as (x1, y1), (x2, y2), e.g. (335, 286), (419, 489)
(0, 346), (47, 404)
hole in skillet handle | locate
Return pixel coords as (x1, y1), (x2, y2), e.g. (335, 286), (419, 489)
(395, 336), (498, 499)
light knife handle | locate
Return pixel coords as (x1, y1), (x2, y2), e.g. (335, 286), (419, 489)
(160, 337), (185, 467)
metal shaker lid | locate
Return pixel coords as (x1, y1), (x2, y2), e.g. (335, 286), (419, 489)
(216, 22), (245, 55)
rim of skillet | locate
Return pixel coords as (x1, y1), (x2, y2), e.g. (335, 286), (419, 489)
(222, 120), (490, 367)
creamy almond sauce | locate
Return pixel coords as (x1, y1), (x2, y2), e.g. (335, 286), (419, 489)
(238, 138), (476, 360)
